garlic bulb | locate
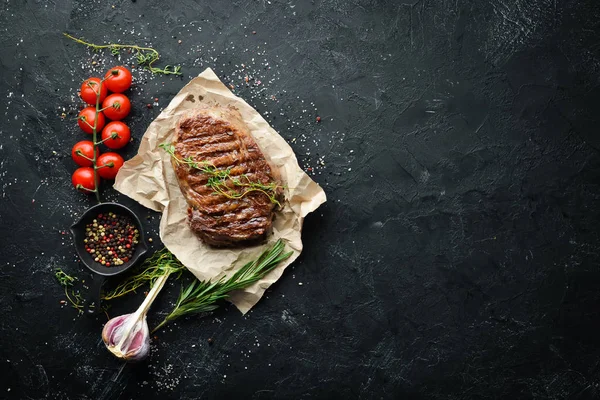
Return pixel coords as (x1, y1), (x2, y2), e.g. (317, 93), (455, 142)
(102, 313), (150, 361)
(102, 274), (169, 362)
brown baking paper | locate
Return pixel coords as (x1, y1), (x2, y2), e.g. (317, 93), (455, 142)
(114, 67), (326, 314)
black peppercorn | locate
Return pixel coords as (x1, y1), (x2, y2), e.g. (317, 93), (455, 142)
(83, 212), (140, 267)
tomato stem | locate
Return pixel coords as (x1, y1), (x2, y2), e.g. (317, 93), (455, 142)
(90, 77), (108, 204)
(75, 149), (94, 162)
(87, 80), (99, 94)
(76, 184), (97, 193)
(79, 117), (95, 131)
(95, 133), (118, 146)
(95, 162), (114, 170)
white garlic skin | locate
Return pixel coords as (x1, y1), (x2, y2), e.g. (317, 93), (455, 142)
(102, 313), (150, 362)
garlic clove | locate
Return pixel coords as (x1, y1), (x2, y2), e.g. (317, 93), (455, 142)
(126, 322), (149, 357)
(102, 314), (129, 346)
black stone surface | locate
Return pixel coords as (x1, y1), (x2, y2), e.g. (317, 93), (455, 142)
(1, 0), (600, 399)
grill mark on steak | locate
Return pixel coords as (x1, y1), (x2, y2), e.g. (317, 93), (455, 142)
(181, 131), (235, 144)
(181, 140), (243, 157)
(171, 105), (283, 247)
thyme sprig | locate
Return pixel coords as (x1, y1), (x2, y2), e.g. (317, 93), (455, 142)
(159, 143), (282, 206)
(152, 239), (292, 333)
(55, 268), (84, 314)
(63, 33), (182, 76)
(102, 248), (186, 301)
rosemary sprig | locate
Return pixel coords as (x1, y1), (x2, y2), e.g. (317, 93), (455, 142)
(102, 248), (186, 301)
(55, 268), (84, 314)
(63, 33), (182, 76)
(152, 239), (292, 333)
(159, 143), (282, 206)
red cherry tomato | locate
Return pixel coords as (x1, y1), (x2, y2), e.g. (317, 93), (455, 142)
(101, 94), (131, 120)
(104, 66), (132, 93)
(71, 141), (100, 167)
(101, 121), (131, 149)
(78, 107), (105, 134)
(72, 167), (97, 192)
(97, 153), (125, 180)
(80, 77), (108, 106)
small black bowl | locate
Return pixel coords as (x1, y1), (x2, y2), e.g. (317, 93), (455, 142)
(71, 202), (148, 313)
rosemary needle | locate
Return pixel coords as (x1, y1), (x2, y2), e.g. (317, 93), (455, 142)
(152, 239), (292, 333)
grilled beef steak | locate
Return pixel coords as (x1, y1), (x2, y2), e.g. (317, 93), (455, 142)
(170, 105), (283, 247)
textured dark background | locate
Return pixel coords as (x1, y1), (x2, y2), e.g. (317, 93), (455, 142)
(1, 0), (600, 399)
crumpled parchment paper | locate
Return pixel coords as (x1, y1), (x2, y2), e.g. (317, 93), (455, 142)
(114, 68), (326, 313)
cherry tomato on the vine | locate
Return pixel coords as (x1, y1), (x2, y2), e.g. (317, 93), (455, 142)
(78, 107), (106, 134)
(101, 121), (131, 149)
(97, 152), (124, 180)
(71, 140), (100, 167)
(80, 77), (108, 105)
(102, 94), (131, 120)
(72, 167), (97, 192)
(104, 66), (132, 93)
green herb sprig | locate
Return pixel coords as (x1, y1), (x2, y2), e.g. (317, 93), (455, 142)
(152, 239), (292, 333)
(159, 143), (282, 206)
(63, 33), (182, 76)
(102, 248), (186, 301)
(55, 268), (85, 314)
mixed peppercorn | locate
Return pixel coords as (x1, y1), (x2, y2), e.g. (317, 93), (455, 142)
(84, 212), (139, 267)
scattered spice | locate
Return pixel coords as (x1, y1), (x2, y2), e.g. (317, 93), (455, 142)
(146, 103), (153, 109)
(316, 116), (321, 122)
(83, 212), (139, 267)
